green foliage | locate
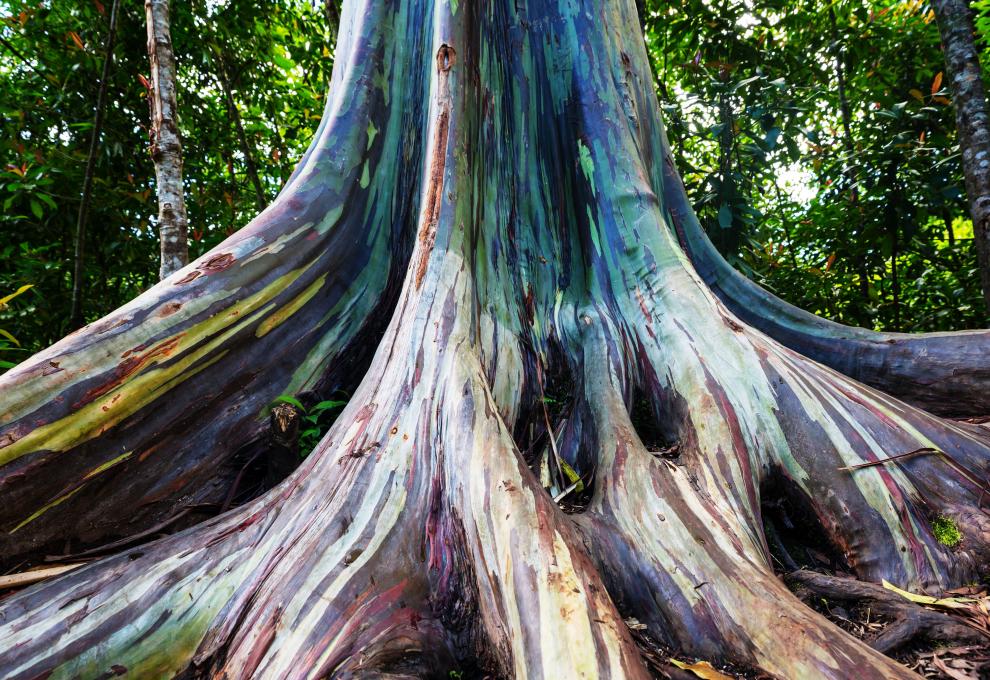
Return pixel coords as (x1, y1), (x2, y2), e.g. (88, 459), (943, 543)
(0, 0), (339, 356)
(272, 394), (347, 457)
(642, 0), (989, 331)
(931, 515), (962, 548)
(0, 283), (32, 368)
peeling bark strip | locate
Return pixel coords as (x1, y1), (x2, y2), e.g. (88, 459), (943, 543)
(1, 1), (989, 679)
(932, 0), (990, 315)
(415, 44), (455, 290)
(145, 0), (189, 280)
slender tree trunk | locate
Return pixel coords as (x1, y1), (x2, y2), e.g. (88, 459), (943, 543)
(145, 0), (190, 279)
(713, 91), (737, 255)
(214, 58), (269, 212)
(891, 225), (900, 330)
(828, 6), (873, 307)
(324, 0), (341, 35)
(1, 2), (989, 678)
(68, 0), (120, 329)
(932, 0), (990, 315)
(829, 7), (855, 162)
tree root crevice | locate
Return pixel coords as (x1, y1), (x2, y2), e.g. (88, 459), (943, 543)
(787, 569), (990, 655)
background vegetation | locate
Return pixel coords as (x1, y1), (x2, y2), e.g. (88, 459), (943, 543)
(642, 0), (990, 331)
(1, 0), (988, 369)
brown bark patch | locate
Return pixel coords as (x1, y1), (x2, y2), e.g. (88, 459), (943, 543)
(174, 270), (201, 285)
(202, 253), (235, 273)
(74, 336), (183, 408)
(158, 301), (182, 318)
(414, 48), (455, 290)
(436, 43), (455, 72)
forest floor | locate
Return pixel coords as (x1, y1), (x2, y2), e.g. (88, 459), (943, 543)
(805, 594), (990, 679)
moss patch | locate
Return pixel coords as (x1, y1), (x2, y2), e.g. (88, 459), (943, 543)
(931, 515), (963, 548)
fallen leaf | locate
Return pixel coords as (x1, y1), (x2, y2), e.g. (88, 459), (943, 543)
(670, 658), (734, 680)
(932, 653), (977, 680)
(882, 580), (972, 610)
(0, 284), (33, 308)
(624, 617), (647, 631)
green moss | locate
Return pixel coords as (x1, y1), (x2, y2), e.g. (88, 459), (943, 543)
(931, 515), (963, 548)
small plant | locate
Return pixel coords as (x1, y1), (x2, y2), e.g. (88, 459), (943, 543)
(271, 394), (347, 457)
(0, 284), (33, 371)
(931, 515), (963, 548)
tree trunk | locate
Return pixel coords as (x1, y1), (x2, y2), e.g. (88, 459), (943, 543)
(1, 2), (989, 678)
(145, 0), (190, 279)
(932, 0), (990, 316)
(68, 0), (121, 329)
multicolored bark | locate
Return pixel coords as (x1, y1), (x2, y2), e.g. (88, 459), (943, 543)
(1, 0), (988, 678)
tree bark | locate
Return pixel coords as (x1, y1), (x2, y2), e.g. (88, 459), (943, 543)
(932, 0), (990, 315)
(145, 0), (190, 280)
(1, 1), (988, 678)
(829, 6), (855, 161)
(324, 0), (341, 35)
(68, 0), (121, 329)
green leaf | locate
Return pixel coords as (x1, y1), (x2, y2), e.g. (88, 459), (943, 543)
(0, 329), (20, 346)
(272, 51), (294, 70)
(272, 394), (305, 410)
(312, 399), (346, 412)
(764, 127), (781, 150)
(0, 284), (33, 307)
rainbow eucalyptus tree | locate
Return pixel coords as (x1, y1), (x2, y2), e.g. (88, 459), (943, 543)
(1, 1), (989, 678)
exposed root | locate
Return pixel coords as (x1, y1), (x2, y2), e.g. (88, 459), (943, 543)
(788, 570), (989, 654)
